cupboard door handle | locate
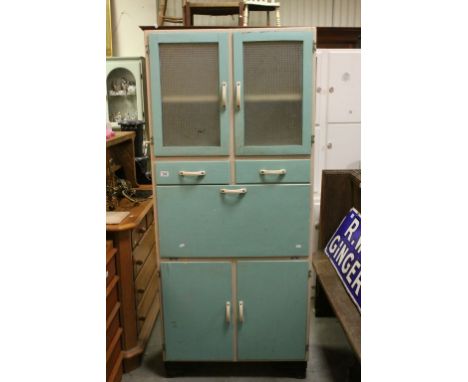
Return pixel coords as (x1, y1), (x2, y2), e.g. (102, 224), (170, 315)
(259, 169), (286, 175)
(220, 81), (227, 109)
(220, 188), (247, 194)
(178, 170), (206, 176)
(238, 301), (244, 323)
(225, 301), (231, 324)
(236, 81), (241, 110)
(134, 260), (143, 265)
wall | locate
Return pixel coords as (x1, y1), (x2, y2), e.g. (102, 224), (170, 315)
(110, 0), (360, 57)
(111, 0), (157, 57)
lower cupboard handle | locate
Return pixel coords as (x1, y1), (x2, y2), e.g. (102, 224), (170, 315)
(225, 301), (231, 324)
(260, 169), (286, 175)
(220, 188), (247, 194)
(178, 170), (206, 176)
(239, 301), (244, 323)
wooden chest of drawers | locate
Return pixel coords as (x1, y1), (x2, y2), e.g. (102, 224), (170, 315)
(106, 241), (123, 382)
(106, 198), (160, 373)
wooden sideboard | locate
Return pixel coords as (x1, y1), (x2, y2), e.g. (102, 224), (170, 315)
(106, 198), (160, 372)
(106, 241), (123, 382)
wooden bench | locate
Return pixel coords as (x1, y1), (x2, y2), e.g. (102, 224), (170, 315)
(313, 170), (361, 363)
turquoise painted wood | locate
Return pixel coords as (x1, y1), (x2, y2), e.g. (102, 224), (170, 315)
(157, 184), (310, 258)
(237, 260), (309, 360)
(155, 161), (230, 185)
(235, 159), (310, 184)
(161, 262), (233, 360)
(148, 33), (230, 156)
(233, 31), (314, 156)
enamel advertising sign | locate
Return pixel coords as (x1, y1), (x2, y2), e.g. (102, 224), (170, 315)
(324, 208), (361, 312)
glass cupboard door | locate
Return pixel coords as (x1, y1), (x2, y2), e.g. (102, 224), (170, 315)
(149, 33), (230, 156)
(233, 31), (313, 155)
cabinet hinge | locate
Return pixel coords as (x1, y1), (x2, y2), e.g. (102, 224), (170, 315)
(308, 270), (312, 278)
(305, 344), (309, 352)
(157, 269), (161, 277)
(162, 343), (166, 351)
(145, 45), (149, 55)
(313, 41), (316, 53)
(311, 134), (315, 145)
(150, 136), (154, 145)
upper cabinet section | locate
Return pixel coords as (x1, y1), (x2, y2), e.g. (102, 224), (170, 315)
(149, 33), (230, 156)
(234, 31), (313, 155)
(147, 29), (314, 157)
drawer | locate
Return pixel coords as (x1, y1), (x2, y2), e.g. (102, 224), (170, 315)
(133, 225), (155, 276)
(235, 160), (310, 184)
(157, 184), (310, 258)
(106, 248), (117, 286)
(146, 207), (154, 227)
(106, 276), (119, 318)
(106, 328), (122, 380)
(106, 303), (121, 349)
(155, 161), (230, 185)
(135, 250), (157, 305)
(137, 269), (159, 332)
(131, 218), (148, 249)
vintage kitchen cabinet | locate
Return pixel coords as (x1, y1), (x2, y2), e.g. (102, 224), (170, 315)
(145, 27), (315, 377)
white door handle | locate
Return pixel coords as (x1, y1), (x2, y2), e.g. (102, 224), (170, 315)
(220, 82), (227, 109)
(225, 301), (231, 324)
(236, 81), (241, 110)
(220, 188), (247, 194)
(178, 170), (206, 176)
(259, 169), (286, 175)
(238, 300), (244, 323)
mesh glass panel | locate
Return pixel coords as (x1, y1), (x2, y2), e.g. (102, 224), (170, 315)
(159, 43), (220, 147)
(243, 41), (303, 146)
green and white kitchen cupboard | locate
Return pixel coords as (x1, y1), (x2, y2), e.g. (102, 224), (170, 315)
(144, 27), (315, 377)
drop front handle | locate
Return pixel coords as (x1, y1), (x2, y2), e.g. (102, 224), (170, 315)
(221, 82), (227, 109)
(225, 301), (231, 324)
(179, 170), (206, 176)
(259, 169), (286, 175)
(220, 188), (247, 194)
(236, 81), (242, 109)
(238, 301), (244, 323)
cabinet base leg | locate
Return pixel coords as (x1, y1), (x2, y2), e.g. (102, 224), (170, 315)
(164, 361), (307, 379)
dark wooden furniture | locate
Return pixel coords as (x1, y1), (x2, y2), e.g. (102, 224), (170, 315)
(183, 1), (245, 26)
(106, 132), (160, 372)
(107, 240), (123, 382)
(313, 170), (361, 360)
(107, 132), (138, 188)
(107, 198), (160, 372)
(316, 27), (361, 49)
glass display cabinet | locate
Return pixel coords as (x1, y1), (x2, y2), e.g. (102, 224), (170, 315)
(106, 57), (147, 130)
(145, 27), (315, 378)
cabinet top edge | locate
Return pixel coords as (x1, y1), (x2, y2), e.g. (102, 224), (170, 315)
(143, 27), (316, 35)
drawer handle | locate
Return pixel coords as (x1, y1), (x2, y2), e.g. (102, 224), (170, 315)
(137, 227), (146, 234)
(259, 169), (286, 175)
(238, 301), (244, 323)
(220, 81), (227, 109)
(134, 260), (144, 265)
(220, 188), (247, 194)
(138, 316), (146, 321)
(225, 301), (231, 324)
(178, 170), (206, 177)
(136, 288), (145, 294)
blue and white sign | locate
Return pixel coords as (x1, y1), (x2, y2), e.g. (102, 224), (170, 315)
(324, 208), (361, 312)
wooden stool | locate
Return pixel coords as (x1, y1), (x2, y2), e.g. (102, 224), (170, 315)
(243, 0), (281, 26)
(183, 1), (245, 26)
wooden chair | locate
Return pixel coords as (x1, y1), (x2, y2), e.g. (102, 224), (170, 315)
(243, 0), (281, 26)
(183, 1), (245, 26)
(158, 0), (184, 26)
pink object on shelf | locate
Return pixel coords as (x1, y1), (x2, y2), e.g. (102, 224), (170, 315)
(106, 121), (115, 140)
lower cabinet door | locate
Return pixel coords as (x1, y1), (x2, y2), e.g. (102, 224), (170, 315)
(237, 260), (309, 360)
(161, 262), (233, 361)
(157, 184), (310, 258)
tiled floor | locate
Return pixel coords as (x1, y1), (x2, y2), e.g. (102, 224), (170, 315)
(123, 300), (358, 382)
